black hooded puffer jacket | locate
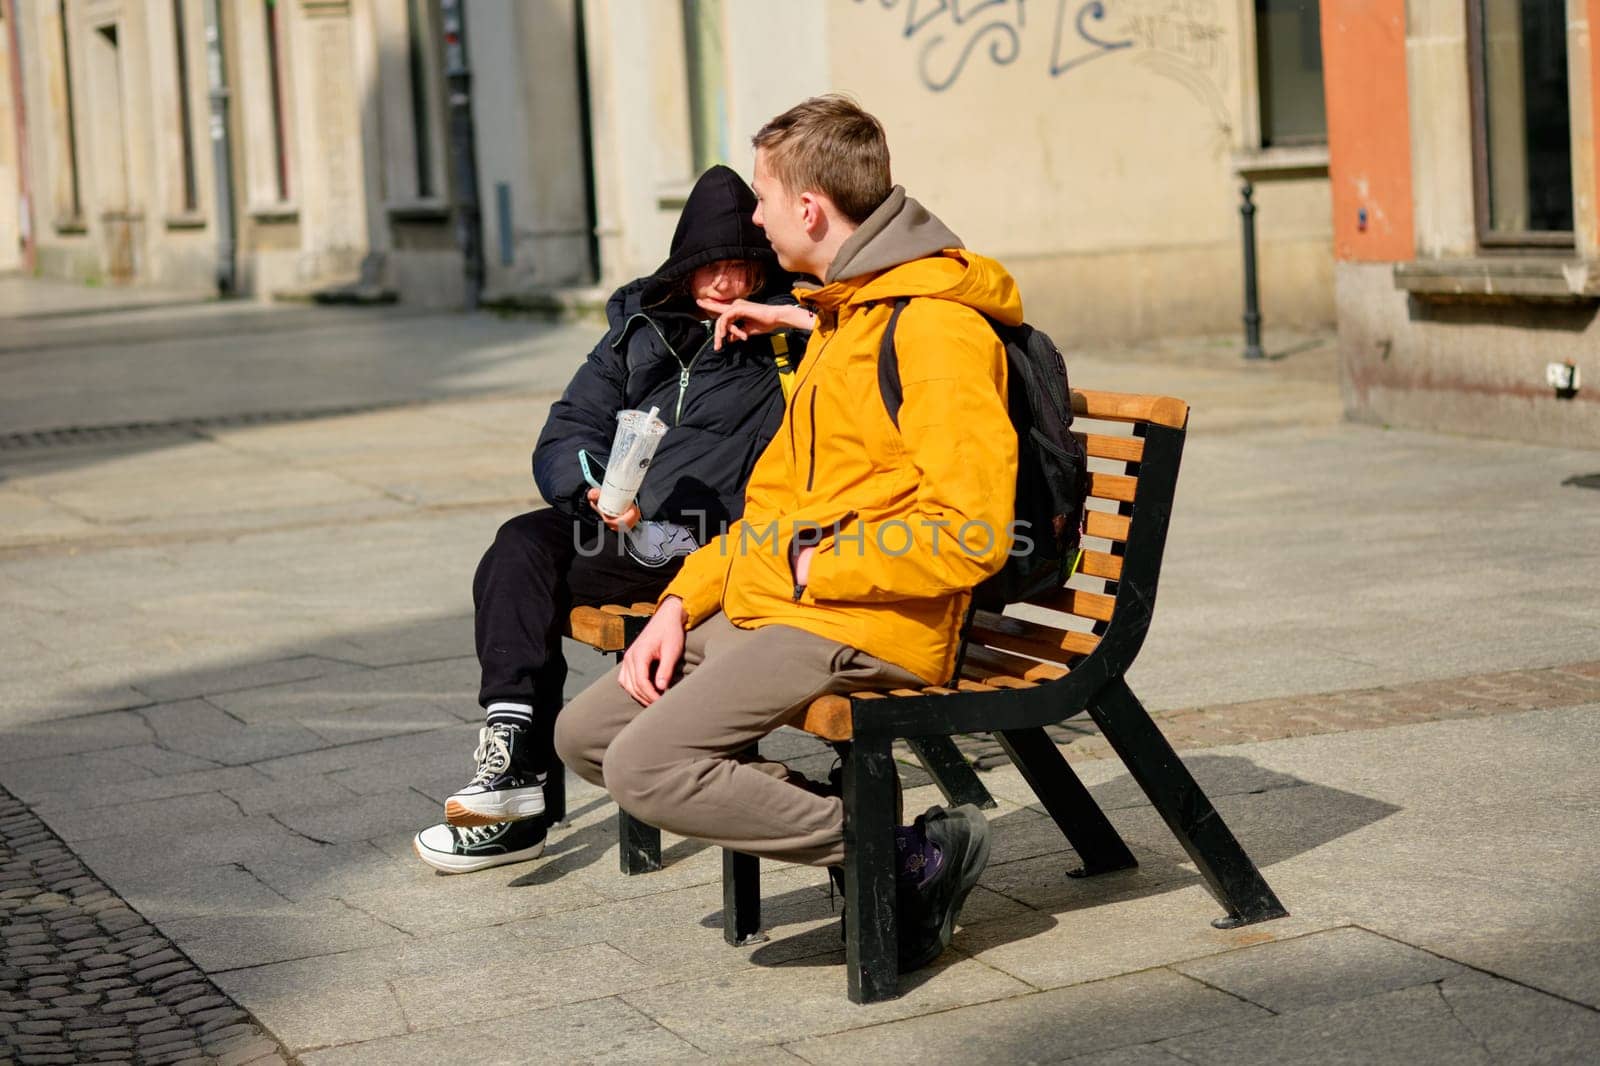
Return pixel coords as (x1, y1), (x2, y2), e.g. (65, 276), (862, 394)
(532, 165), (808, 536)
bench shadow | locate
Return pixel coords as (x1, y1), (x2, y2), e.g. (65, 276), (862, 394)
(504, 814), (713, 889)
(12, 610), (1395, 1001)
(697, 750), (1397, 978)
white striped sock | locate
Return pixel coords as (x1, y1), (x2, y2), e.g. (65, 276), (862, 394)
(485, 702), (534, 728)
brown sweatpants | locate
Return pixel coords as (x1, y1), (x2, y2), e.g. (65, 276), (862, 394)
(553, 611), (922, 867)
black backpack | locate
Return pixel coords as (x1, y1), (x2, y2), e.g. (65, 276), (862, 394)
(877, 297), (1089, 610)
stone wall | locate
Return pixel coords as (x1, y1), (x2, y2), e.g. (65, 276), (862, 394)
(820, 0), (1334, 342)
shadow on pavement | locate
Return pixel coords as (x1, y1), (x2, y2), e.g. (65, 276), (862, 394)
(0, 612), (1399, 1008)
(726, 753), (1398, 974)
(0, 303), (592, 476)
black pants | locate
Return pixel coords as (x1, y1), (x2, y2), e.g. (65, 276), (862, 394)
(473, 508), (684, 742)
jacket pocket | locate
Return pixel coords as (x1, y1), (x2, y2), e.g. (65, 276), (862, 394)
(788, 511), (858, 600)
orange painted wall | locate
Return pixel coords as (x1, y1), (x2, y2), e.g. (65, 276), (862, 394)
(1321, 1), (1415, 262)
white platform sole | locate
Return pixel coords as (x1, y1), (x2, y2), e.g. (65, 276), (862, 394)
(444, 786), (545, 827)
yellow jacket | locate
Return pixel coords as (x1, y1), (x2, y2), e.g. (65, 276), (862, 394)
(663, 191), (1020, 683)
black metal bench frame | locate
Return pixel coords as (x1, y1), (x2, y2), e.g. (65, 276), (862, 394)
(718, 394), (1288, 1003)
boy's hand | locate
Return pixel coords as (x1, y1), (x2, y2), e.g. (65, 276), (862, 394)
(698, 298), (815, 350)
(619, 597), (687, 706)
(587, 487), (640, 531)
(793, 545), (815, 589)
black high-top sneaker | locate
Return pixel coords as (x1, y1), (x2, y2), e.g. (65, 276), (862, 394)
(444, 723), (546, 827)
(413, 818), (547, 874)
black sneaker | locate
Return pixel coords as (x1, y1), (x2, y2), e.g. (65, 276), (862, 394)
(413, 818), (547, 874)
(897, 804), (991, 971)
(444, 723), (546, 827)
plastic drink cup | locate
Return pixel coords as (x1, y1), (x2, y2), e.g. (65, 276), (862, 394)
(597, 406), (667, 517)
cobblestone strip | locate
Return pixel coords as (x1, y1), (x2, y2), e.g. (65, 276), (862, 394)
(0, 789), (291, 1066)
(951, 659), (1600, 769)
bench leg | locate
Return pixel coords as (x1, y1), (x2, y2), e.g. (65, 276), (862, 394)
(843, 734), (901, 1004)
(995, 727), (1137, 877)
(721, 849), (766, 945)
(1088, 679), (1287, 927)
(618, 809), (662, 875)
(606, 647), (662, 874)
(544, 765), (567, 827)
(905, 735), (996, 811)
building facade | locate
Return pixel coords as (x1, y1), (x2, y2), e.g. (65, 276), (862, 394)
(1324, 0), (1600, 446)
(0, 0), (464, 303)
(2, 0), (1334, 345)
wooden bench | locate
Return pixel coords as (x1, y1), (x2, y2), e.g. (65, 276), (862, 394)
(566, 387), (1287, 1004)
(561, 605), (997, 875)
(731, 387), (1286, 1002)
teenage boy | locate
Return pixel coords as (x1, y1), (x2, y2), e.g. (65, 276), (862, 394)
(554, 95), (1021, 971)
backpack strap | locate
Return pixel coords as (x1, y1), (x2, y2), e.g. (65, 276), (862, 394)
(877, 297), (911, 429)
(771, 331), (799, 404)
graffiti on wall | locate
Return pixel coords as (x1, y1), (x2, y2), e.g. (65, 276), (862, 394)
(854, 0), (1233, 145)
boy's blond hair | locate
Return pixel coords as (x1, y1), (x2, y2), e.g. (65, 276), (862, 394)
(752, 95), (891, 225)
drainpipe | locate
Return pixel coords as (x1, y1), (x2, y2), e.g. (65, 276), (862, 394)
(3, 0), (35, 271)
(440, 0), (483, 309)
(201, 0), (236, 294)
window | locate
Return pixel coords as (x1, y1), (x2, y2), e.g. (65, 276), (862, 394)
(54, 0), (83, 221)
(172, 0), (198, 212)
(1254, 0), (1326, 147)
(405, 0), (439, 199)
(377, 0), (443, 207)
(264, 0), (289, 202)
(1468, 0), (1573, 246)
(682, 0), (726, 171)
(237, 0), (295, 212)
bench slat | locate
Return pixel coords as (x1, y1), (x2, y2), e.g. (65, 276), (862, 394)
(968, 620), (1099, 664)
(1074, 389), (1189, 428)
(1076, 431), (1145, 463)
(959, 644), (1070, 682)
(1078, 548), (1124, 581)
(1024, 585), (1117, 622)
(801, 696), (854, 740)
(1083, 510), (1131, 543)
(982, 675), (1041, 689)
(798, 673), (1048, 741)
(567, 606), (629, 652)
(1088, 471), (1138, 504)
(956, 679), (1000, 693)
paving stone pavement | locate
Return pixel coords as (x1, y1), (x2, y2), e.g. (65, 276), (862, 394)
(3, 296), (1598, 1062)
(946, 658), (1600, 770)
(0, 789), (289, 1066)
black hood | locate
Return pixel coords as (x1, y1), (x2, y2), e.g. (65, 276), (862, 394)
(640, 165), (778, 305)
